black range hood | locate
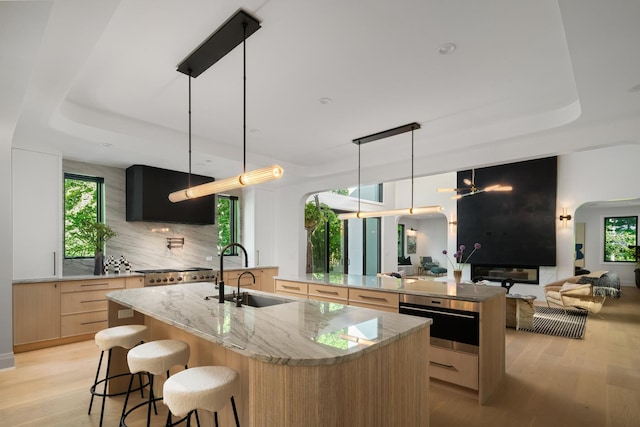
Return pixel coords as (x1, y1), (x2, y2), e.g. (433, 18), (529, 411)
(126, 165), (216, 225)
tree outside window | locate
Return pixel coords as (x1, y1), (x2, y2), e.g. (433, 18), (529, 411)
(218, 195), (239, 255)
(603, 216), (637, 262)
(64, 174), (104, 258)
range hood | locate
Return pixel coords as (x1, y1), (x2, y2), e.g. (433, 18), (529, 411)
(126, 165), (216, 225)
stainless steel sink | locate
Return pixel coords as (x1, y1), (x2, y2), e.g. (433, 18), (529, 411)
(210, 292), (293, 308)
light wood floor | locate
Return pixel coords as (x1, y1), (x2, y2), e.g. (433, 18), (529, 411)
(1, 287), (639, 427)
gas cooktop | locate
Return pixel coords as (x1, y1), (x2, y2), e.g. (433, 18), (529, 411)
(134, 267), (215, 286)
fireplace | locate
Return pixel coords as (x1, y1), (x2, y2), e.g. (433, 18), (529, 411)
(471, 264), (539, 284)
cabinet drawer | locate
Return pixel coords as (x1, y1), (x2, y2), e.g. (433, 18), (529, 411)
(61, 279), (125, 293)
(430, 346), (479, 390)
(275, 280), (308, 295)
(61, 289), (110, 315)
(61, 311), (108, 337)
(348, 289), (398, 309)
(308, 284), (348, 301)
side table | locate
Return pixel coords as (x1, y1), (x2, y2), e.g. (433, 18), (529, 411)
(505, 294), (536, 330)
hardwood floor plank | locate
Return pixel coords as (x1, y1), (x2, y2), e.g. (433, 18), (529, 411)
(2, 287), (639, 426)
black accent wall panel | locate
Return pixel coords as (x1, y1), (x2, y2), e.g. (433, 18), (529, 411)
(456, 157), (557, 266)
(126, 165), (216, 225)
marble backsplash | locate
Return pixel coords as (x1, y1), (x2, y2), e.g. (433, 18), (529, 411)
(62, 160), (242, 275)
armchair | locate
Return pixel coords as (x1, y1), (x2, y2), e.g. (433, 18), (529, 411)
(544, 276), (606, 314)
(419, 256), (445, 276)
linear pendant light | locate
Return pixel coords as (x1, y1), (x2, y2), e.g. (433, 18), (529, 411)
(337, 123), (441, 220)
(169, 9), (283, 203)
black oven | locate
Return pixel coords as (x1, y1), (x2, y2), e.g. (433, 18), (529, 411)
(399, 294), (479, 354)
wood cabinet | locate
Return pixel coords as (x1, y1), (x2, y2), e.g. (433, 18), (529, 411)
(308, 283), (348, 303)
(223, 267), (278, 293)
(13, 276), (139, 352)
(348, 288), (398, 312)
(429, 346), (479, 390)
(12, 148), (62, 279)
(275, 280), (308, 298)
(13, 281), (60, 346)
(274, 279), (398, 312)
(59, 278), (126, 338)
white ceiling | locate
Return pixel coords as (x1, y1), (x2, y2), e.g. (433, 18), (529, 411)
(3, 0), (640, 190)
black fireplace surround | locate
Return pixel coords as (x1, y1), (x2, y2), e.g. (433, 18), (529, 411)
(471, 264), (539, 284)
(456, 157), (557, 269)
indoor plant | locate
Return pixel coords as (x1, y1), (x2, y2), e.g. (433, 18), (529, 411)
(77, 220), (117, 275)
(443, 243), (481, 282)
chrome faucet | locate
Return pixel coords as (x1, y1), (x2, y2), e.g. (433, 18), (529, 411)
(235, 271), (256, 307)
(218, 243), (249, 304)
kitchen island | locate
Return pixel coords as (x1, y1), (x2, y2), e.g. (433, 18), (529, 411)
(274, 273), (506, 404)
(107, 282), (431, 426)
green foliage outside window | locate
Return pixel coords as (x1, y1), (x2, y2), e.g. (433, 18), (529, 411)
(604, 216), (637, 262)
(65, 176), (102, 257)
(217, 196), (239, 255)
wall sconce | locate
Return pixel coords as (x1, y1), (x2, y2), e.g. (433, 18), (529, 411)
(407, 228), (417, 236)
(559, 208), (572, 228)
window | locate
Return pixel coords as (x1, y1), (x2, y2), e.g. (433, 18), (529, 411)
(64, 174), (104, 258)
(398, 224), (405, 257)
(218, 195), (239, 255)
(603, 216), (637, 262)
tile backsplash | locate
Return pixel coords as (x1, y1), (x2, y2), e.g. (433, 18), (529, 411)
(62, 160), (240, 275)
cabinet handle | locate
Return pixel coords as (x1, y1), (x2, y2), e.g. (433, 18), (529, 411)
(317, 289), (339, 295)
(81, 283), (109, 287)
(430, 361), (457, 370)
(282, 285), (300, 290)
(358, 294), (388, 302)
(81, 320), (108, 326)
(81, 299), (107, 304)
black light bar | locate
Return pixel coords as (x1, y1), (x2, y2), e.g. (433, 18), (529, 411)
(177, 9), (261, 78)
(352, 122), (421, 145)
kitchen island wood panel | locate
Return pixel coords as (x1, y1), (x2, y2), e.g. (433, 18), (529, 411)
(107, 282), (431, 426)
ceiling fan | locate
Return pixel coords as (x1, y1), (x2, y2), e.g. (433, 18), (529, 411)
(437, 169), (512, 199)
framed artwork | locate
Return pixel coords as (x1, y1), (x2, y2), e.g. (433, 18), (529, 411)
(407, 235), (417, 254)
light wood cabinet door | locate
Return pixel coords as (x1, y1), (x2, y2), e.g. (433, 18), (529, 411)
(348, 288), (398, 312)
(13, 282), (61, 345)
(430, 346), (479, 390)
(125, 276), (144, 288)
(275, 280), (308, 295)
(308, 284), (348, 302)
(258, 267), (278, 293)
(224, 270), (261, 289)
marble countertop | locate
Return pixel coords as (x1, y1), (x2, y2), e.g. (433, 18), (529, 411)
(13, 272), (144, 284)
(275, 273), (506, 302)
(106, 282), (430, 366)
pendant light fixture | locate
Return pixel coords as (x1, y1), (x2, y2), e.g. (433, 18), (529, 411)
(169, 10), (283, 203)
(436, 168), (512, 199)
(337, 123), (442, 220)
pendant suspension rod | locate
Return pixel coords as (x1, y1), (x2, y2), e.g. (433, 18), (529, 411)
(188, 72), (192, 188)
(358, 143), (361, 214)
(411, 128), (414, 210)
(242, 22), (247, 174)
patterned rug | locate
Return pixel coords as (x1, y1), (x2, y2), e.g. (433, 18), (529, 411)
(519, 306), (588, 339)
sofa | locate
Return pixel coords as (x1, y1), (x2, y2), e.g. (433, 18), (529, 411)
(543, 271), (620, 314)
(397, 256), (415, 276)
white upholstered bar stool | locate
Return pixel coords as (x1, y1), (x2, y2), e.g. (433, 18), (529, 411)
(163, 366), (241, 427)
(120, 339), (191, 427)
(89, 324), (149, 427)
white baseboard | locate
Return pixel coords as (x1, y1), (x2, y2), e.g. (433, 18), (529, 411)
(0, 351), (15, 371)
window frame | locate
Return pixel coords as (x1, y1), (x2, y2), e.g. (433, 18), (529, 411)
(63, 173), (105, 259)
(398, 224), (406, 258)
(217, 195), (240, 256)
(602, 215), (637, 263)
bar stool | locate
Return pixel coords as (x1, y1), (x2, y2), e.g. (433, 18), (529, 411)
(163, 366), (241, 427)
(89, 324), (149, 427)
(121, 339), (190, 427)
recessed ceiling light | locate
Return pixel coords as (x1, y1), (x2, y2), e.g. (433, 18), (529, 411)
(249, 128), (259, 134)
(629, 83), (640, 93)
(437, 43), (457, 55)
(101, 142), (113, 147)
(318, 97), (333, 105)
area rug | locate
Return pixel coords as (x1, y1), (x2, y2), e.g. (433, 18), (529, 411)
(519, 306), (587, 339)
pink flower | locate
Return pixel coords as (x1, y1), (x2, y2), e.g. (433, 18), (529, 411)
(443, 243), (482, 270)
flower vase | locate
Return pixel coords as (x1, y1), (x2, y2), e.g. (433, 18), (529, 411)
(453, 269), (462, 283)
(93, 251), (104, 275)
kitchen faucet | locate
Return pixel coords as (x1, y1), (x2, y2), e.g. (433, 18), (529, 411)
(218, 243), (249, 304)
(234, 271), (256, 307)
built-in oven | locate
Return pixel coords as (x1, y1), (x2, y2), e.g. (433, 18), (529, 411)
(399, 294), (479, 355)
